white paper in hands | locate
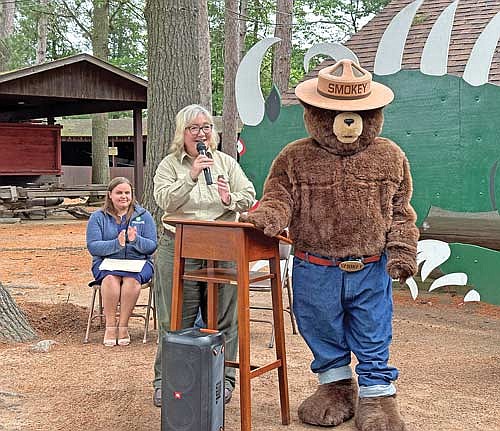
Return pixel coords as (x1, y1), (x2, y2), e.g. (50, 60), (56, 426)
(99, 258), (146, 273)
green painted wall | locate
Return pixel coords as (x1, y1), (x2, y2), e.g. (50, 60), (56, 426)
(378, 71), (500, 225)
(441, 243), (500, 305)
(240, 103), (307, 197)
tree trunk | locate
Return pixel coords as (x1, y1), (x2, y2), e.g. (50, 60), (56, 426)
(0, 284), (37, 343)
(91, 0), (110, 186)
(221, 0), (239, 159)
(36, 0), (49, 64)
(272, 0), (293, 96)
(252, 0), (259, 43)
(0, 0), (15, 72)
(143, 0), (201, 223)
(198, 0), (212, 113)
(239, 0), (248, 61)
(91, 113), (110, 184)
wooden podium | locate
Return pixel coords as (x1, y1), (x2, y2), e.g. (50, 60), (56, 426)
(166, 218), (290, 430)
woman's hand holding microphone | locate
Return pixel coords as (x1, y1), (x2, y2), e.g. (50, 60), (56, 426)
(189, 154), (214, 181)
(189, 153), (231, 205)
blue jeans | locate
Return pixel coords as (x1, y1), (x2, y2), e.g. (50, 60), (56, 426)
(292, 253), (398, 398)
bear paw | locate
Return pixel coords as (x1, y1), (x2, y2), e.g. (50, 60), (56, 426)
(298, 379), (357, 426)
(355, 395), (407, 431)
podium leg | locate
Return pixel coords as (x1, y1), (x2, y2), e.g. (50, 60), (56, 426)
(237, 255), (251, 431)
(207, 261), (218, 329)
(170, 232), (185, 331)
(269, 254), (291, 425)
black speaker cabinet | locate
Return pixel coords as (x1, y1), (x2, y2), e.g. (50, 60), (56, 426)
(161, 328), (225, 431)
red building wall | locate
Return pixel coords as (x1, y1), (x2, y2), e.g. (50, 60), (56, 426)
(0, 123), (62, 175)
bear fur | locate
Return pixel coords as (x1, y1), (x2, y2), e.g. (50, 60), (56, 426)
(241, 100), (418, 429)
(355, 395), (407, 431)
(298, 378), (358, 426)
(242, 102), (418, 281)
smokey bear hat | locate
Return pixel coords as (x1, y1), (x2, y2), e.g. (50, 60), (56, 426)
(295, 59), (394, 111)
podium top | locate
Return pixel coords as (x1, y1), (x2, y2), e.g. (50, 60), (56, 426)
(164, 217), (255, 229)
(164, 218), (293, 244)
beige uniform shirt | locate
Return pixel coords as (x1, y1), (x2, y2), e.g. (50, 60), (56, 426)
(153, 149), (256, 231)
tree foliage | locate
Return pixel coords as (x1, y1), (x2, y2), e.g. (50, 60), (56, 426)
(5, 0), (390, 111)
(7, 0), (146, 75)
(8, 1), (78, 69)
(297, 0), (390, 39)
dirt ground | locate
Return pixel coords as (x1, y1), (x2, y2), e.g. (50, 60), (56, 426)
(0, 215), (499, 431)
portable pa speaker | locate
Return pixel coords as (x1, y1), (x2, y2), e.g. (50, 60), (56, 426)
(161, 328), (225, 431)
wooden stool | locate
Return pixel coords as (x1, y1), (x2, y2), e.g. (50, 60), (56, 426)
(167, 219), (290, 431)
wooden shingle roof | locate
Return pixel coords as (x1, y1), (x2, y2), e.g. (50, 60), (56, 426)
(0, 53), (147, 121)
(282, 0), (500, 105)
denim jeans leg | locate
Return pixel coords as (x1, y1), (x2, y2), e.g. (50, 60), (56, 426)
(292, 258), (351, 376)
(343, 255), (398, 397)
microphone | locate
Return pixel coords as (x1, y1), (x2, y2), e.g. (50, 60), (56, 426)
(196, 141), (213, 185)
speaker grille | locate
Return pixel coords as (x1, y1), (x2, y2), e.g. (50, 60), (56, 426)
(162, 329), (225, 431)
(165, 398), (195, 430)
(167, 359), (196, 392)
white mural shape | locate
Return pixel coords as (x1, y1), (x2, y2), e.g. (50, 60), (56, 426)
(417, 239), (450, 282)
(404, 239), (479, 302)
(464, 289), (481, 302)
(235, 3), (500, 127)
(235, 37), (280, 126)
(420, 0), (458, 76)
(406, 277), (419, 300)
(374, 0), (425, 75)
(303, 43), (359, 73)
(429, 272), (467, 292)
(463, 11), (500, 86)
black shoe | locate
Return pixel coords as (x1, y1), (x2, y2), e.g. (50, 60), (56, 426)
(224, 387), (233, 404)
(153, 388), (162, 407)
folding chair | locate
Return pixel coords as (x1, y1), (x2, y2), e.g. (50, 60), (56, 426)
(249, 242), (298, 348)
(83, 279), (156, 344)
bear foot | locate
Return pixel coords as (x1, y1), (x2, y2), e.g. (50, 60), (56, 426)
(298, 378), (357, 427)
(355, 395), (407, 431)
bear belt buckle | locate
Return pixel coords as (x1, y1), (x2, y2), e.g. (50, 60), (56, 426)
(339, 258), (364, 272)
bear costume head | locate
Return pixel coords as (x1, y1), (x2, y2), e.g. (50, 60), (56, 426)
(296, 59), (393, 157)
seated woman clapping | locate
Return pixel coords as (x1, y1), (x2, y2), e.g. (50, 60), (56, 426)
(86, 177), (158, 346)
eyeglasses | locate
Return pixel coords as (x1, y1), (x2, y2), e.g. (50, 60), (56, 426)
(186, 124), (213, 135)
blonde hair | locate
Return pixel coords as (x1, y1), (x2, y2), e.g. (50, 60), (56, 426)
(169, 104), (218, 156)
(102, 177), (136, 223)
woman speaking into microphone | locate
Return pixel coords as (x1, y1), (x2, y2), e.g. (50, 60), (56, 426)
(151, 104), (256, 408)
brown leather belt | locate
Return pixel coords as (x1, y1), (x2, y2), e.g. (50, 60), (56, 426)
(295, 250), (380, 270)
